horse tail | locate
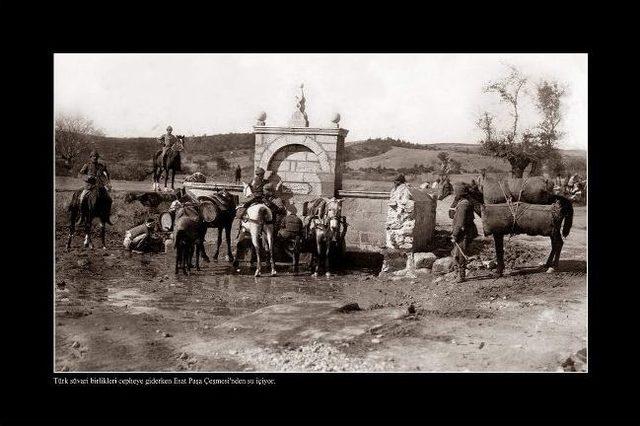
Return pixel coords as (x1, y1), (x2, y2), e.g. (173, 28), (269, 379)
(553, 195), (573, 238)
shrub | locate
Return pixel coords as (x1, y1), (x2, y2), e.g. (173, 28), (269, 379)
(109, 161), (152, 181)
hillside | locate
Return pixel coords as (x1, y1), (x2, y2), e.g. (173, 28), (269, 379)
(56, 132), (586, 182)
(346, 146), (511, 173)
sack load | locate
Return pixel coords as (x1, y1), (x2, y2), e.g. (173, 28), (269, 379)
(481, 202), (560, 237)
(482, 177), (555, 205)
(123, 223), (149, 249)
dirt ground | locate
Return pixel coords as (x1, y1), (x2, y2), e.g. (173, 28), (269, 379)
(54, 182), (587, 372)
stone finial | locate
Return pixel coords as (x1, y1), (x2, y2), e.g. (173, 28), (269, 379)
(331, 113), (341, 128)
(256, 111), (267, 126)
(289, 83), (309, 127)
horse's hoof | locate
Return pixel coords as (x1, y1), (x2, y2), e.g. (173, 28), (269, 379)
(102, 246), (107, 251)
(325, 272), (332, 277)
(312, 272), (318, 277)
(271, 270), (277, 276)
(254, 271), (261, 277)
(236, 269), (241, 273)
(546, 267), (555, 273)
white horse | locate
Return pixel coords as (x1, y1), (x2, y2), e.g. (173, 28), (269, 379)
(233, 182), (277, 277)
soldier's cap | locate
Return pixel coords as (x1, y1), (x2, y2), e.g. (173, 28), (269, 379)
(255, 167), (265, 176)
(166, 125), (173, 131)
(393, 174), (405, 184)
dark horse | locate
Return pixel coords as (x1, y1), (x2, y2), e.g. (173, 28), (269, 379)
(66, 187), (112, 250)
(451, 180), (573, 277)
(196, 191), (236, 264)
(153, 135), (185, 191)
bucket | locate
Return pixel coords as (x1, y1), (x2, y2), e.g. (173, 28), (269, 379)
(200, 200), (218, 223)
(160, 211), (174, 231)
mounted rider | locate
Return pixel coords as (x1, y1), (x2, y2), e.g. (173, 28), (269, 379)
(78, 150), (112, 218)
(157, 125), (178, 168)
(236, 167), (285, 221)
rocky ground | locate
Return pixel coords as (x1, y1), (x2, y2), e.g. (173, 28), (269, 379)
(54, 188), (587, 372)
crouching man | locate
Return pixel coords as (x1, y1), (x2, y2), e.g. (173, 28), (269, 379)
(450, 189), (479, 283)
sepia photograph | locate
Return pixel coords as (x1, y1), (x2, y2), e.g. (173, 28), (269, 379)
(53, 53), (587, 373)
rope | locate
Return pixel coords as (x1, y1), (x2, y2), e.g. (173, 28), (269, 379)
(498, 178), (530, 238)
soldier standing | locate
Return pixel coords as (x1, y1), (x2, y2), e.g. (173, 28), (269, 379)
(234, 164), (242, 183)
(450, 187), (478, 283)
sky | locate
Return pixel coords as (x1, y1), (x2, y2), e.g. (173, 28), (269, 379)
(54, 53), (588, 150)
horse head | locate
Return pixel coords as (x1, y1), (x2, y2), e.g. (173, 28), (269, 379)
(241, 182), (252, 198)
(174, 135), (186, 152)
(437, 181), (453, 200)
(450, 181), (484, 216)
(325, 198), (345, 241)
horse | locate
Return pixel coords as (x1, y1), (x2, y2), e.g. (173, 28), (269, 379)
(303, 198), (347, 277)
(451, 181), (573, 277)
(172, 202), (204, 275)
(196, 190), (236, 263)
(232, 183), (276, 277)
(66, 186), (112, 251)
(437, 179), (454, 201)
(153, 135), (185, 191)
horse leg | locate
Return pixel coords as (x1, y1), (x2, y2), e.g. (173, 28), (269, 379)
(266, 227), (276, 276)
(199, 226), (210, 263)
(225, 222), (234, 262)
(100, 220), (107, 250)
(212, 227), (221, 261)
(183, 244), (191, 275)
(175, 242), (181, 275)
(84, 219), (93, 249)
(292, 237), (300, 274)
(195, 241), (201, 271)
(67, 206), (77, 251)
(494, 233), (504, 277)
(164, 168), (169, 190)
(324, 239), (332, 277)
(233, 237), (243, 272)
(171, 169), (176, 190)
(252, 228), (262, 277)
(548, 231), (563, 273)
(312, 237), (322, 277)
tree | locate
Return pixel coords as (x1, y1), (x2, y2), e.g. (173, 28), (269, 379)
(214, 156), (230, 171)
(437, 151), (450, 175)
(477, 65), (566, 178)
(55, 112), (103, 168)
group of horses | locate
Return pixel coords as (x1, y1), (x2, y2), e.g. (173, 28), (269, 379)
(170, 184), (348, 277)
(66, 159), (576, 280)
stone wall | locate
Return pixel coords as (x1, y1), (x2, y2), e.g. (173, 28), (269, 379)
(339, 191), (389, 252)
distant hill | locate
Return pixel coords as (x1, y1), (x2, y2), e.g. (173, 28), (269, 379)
(345, 138), (585, 161)
(346, 146), (511, 173)
(57, 133), (585, 181)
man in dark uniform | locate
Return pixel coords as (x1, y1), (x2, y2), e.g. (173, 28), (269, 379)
(450, 186), (478, 283)
(77, 150), (112, 226)
(234, 164), (242, 183)
(78, 151), (112, 211)
(157, 125), (178, 168)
